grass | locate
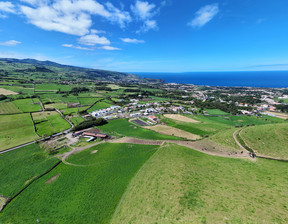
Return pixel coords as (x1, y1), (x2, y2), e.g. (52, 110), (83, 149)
(87, 101), (113, 112)
(0, 114), (39, 151)
(0, 102), (22, 114)
(98, 119), (183, 140)
(61, 107), (89, 116)
(0, 143), (158, 223)
(44, 103), (67, 110)
(240, 123), (288, 159)
(13, 98), (42, 112)
(35, 83), (72, 92)
(32, 111), (71, 136)
(205, 109), (229, 115)
(78, 97), (101, 105)
(111, 143), (288, 224)
(0, 143), (58, 197)
(70, 116), (85, 126)
(161, 114), (285, 137)
(0, 87), (18, 95)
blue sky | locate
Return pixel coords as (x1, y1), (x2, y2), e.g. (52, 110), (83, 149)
(0, 0), (288, 72)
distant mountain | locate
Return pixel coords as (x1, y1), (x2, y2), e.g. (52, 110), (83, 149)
(0, 58), (140, 82)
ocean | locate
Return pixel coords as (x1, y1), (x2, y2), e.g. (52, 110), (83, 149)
(135, 71), (288, 88)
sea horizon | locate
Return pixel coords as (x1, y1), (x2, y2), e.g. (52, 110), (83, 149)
(134, 71), (288, 88)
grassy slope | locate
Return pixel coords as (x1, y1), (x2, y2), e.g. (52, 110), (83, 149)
(0, 102), (22, 114)
(240, 123), (288, 159)
(70, 116), (85, 126)
(112, 144), (288, 224)
(205, 109), (229, 115)
(0, 143), (58, 197)
(87, 101), (113, 112)
(0, 143), (158, 223)
(0, 114), (39, 151)
(98, 119), (183, 140)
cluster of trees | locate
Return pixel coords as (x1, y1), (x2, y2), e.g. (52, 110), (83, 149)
(72, 118), (107, 132)
(0, 95), (7, 101)
(193, 99), (240, 115)
(275, 104), (288, 113)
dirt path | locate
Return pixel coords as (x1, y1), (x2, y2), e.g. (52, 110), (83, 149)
(233, 129), (256, 161)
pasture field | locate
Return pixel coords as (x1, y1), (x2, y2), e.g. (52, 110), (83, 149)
(111, 144), (288, 224)
(0, 85), (34, 95)
(0, 114), (39, 151)
(0, 143), (158, 223)
(209, 127), (242, 151)
(98, 119), (183, 140)
(35, 83), (72, 92)
(39, 93), (80, 104)
(0, 102), (21, 114)
(13, 98), (42, 112)
(162, 114), (285, 137)
(205, 109), (229, 115)
(78, 97), (101, 105)
(70, 116), (85, 126)
(87, 101), (113, 112)
(0, 143), (58, 197)
(61, 107), (89, 116)
(0, 87), (18, 95)
(44, 103), (67, 110)
(32, 111), (71, 136)
(240, 123), (288, 159)
(144, 124), (200, 140)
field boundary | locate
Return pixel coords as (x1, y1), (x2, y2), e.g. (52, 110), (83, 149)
(0, 161), (62, 212)
(30, 112), (41, 137)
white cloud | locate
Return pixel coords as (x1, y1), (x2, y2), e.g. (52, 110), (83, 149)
(120, 38), (145, 44)
(90, 29), (105, 34)
(99, 46), (121, 51)
(78, 34), (110, 46)
(137, 19), (157, 33)
(0, 1), (15, 13)
(62, 44), (93, 51)
(188, 3), (219, 28)
(0, 40), (21, 46)
(20, 0), (131, 36)
(131, 0), (156, 20)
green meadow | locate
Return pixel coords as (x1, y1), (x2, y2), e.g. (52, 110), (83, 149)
(70, 116), (85, 126)
(32, 111), (71, 136)
(111, 144), (288, 224)
(87, 100), (114, 112)
(13, 98), (42, 112)
(0, 114), (39, 151)
(98, 119), (183, 140)
(0, 143), (58, 197)
(0, 102), (21, 114)
(0, 143), (158, 223)
(240, 123), (288, 159)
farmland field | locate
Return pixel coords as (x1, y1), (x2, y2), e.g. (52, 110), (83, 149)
(87, 101), (113, 112)
(35, 83), (72, 92)
(240, 123), (288, 159)
(13, 98), (42, 112)
(0, 114), (39, 151)
(0, 102), (22, 114)
(44, 103), (67, 110)
(70, 116), (85, 126)
(205, 109), (229, 115)
(111, 143), (288, 224)
(99, 119), (183, 140)
(78, 97), (101, 105)
(0, 87), (18, 95)
(0, 143), (58, 197)
(0, 143), (158, 223)
(32, 111), (71, 136)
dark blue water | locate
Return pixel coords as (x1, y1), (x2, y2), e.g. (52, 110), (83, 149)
(134, 71), (288, 88)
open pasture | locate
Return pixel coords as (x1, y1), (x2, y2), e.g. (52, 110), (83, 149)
(99, 119), (182, 140)
(205, 109), (229, 115)
(164, 114), (199, 123)
(87, 100), (114, 112)
(0, 143), (58, 197)
(111, 144), (288, 224)
(0, 114), (39, 151)
(240, 123), (288, 159)
(78, 97), (101, 105)
(32, 111), (71, 136)
(13, 98), (42, 112)
(0, 102), (22, 114)
(44, 103), (67, 110)
(35, 83), (72, 92)
(70, 116), (85, 126)
(0, 143), (158, 223)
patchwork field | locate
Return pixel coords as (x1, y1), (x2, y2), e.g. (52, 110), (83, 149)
(0, 102), (21, 114)
(164, 114), (199, 123)
(0, 87), (18, 95)
(13, 98), (42, 112)
(0, 114), (39, 151)
(240, 123), (288, 159)
(32, 111), (71, 136)
(98, 119), (182, 140)
(111, 144), (288, 224)
(0, 143), (158, 223)
(44, 103), (67, 110)
(145, 124), (200, 140)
